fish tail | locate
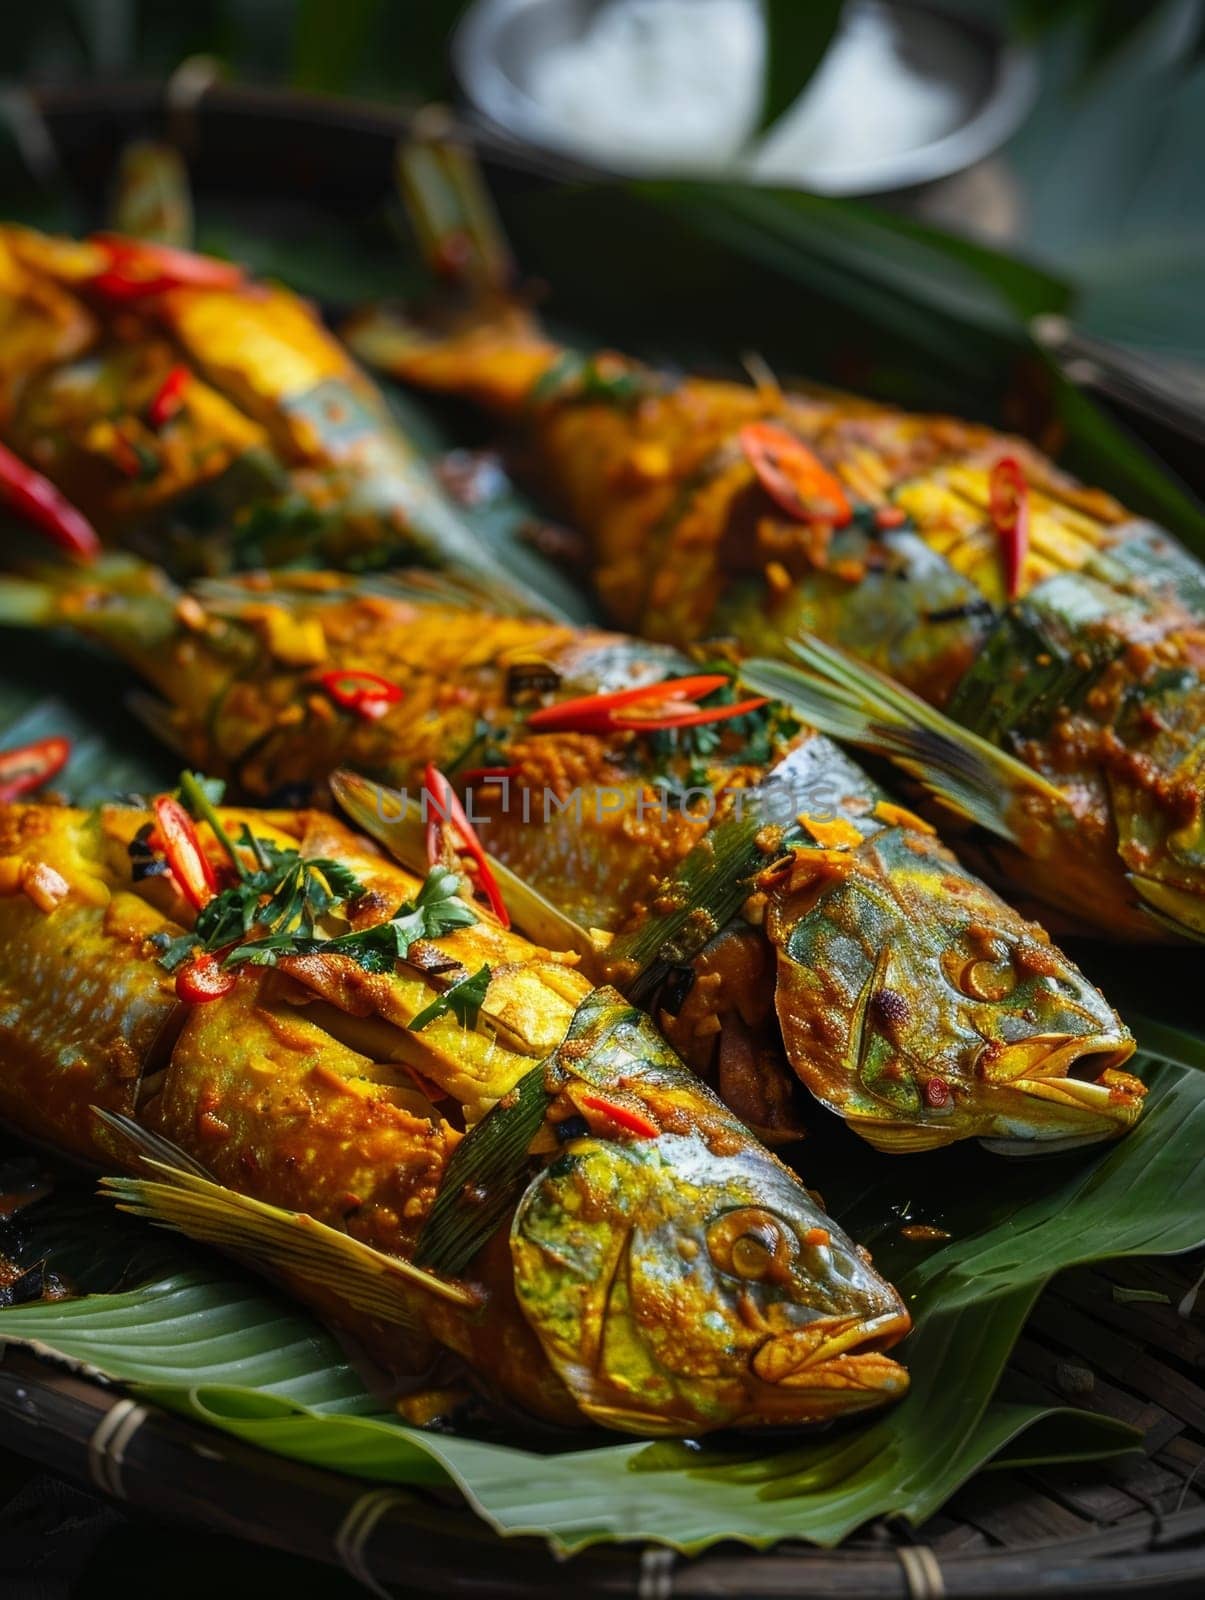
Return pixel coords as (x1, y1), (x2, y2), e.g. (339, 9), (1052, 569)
(345, 116), (564, 417)
(740, 636), (1067, 845)
(0, 555), (181, 656)
(96, 1109), (478, 1332)
(397, 108), (515, 299)
(107, 138), (194, 246)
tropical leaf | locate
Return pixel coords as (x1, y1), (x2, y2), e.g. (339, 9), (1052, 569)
(757, 0), (843, 136)
(0, 634), (172, 801)
(0, 1051), (1197, 1553)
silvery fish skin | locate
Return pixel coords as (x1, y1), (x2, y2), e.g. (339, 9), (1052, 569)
(345, 301), (1205, 943)
(0, 799), (909, 1434)
(0, 559), (1144, 1154)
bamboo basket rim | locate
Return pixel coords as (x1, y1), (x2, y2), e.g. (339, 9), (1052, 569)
(2, 1343), (1203, 1599)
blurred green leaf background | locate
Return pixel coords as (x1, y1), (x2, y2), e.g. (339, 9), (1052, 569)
(3, 0), (1203, 363)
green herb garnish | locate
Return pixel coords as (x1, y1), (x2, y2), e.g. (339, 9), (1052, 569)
(408, 963), (492, 1032)
(158, 773), (477, 978)
(528, 350), (658, 411)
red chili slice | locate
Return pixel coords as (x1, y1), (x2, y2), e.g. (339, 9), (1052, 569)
(989, 457), (1030, 600)
(147, 364), (190, 428)
(0, 441), (99, 559)
(175, 952), (236, 1004)
(739, 422), (852, 527)
(87, 234), (245, 301)
(317, 669), (404, 721)
(615, 695), (768, 731)
(577, 1092), (659, 1140)
(526, 674), (731, 735)
(0, 736), (71, 802)
(423, 764), (510, 927)
(153, 795), (218, 910)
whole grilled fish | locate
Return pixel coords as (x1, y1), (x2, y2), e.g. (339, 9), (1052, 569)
(345, 238), (1204, 945)
(0, 796), (910, 1434)
(0, 557), (1143, 1154)
(0, 222), (555, 607)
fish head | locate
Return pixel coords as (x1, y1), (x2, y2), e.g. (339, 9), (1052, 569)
(768, 826), (1144, 1154)
(510, 1001), (909, 1435)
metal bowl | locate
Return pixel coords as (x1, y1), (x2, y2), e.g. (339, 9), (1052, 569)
(452, 0), (1037, 198)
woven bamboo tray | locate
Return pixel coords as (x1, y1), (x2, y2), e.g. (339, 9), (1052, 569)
(1, 1251), (1202, 1596)
(0, 76), (1201, 1597)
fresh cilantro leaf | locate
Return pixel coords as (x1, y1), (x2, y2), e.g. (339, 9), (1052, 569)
(409, 965), (492, 1033)
(157, 823), (478, 982)
(157, 931), (202, 972)
(151, 774), (479, 983)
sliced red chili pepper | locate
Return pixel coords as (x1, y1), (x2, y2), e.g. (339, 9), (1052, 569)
(0, 441), (99, 559)
(525, 674), (730, 735)
(739, 422), (852, 527)
(423, 763), (510, 928)
(989, 457), (1030, 600)
(874, 504), (907, 530)
(577, 1092), (659, 1140)
(147, 364), (190, 428)
(153, 795), (218, 910)
(0, 736), (71, 802)
(615, 695), (768, 731)
(317, 668), (404, 721)
(87, 234), (245, 301)
(175, 952), (237, 1004)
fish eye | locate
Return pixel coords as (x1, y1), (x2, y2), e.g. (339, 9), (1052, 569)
(943, 946), (1017, 1002)
(706, 1208), (794, 1282)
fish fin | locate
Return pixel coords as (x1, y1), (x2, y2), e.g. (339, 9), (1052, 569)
(193, 567), (518, 617)
(331, 770), (601, 966)
(396, 108), (515, 297)
(358, 568), (526, 615)
(741, 638), (1066, 844)
(415, 1060), (552, 1276)
(1128, 876), (1205, 943)
(95, 1112), (476, 1324)
(92, 1106), (212, 1177)
(843, 1115), (962, 1153)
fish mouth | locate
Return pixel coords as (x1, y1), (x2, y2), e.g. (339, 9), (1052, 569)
(748, 1308), (912, 1415)
(977, 1031), (1146, 1151)
(980, 1031), (1137, 1088)
(567, 1307), (912, 1435)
